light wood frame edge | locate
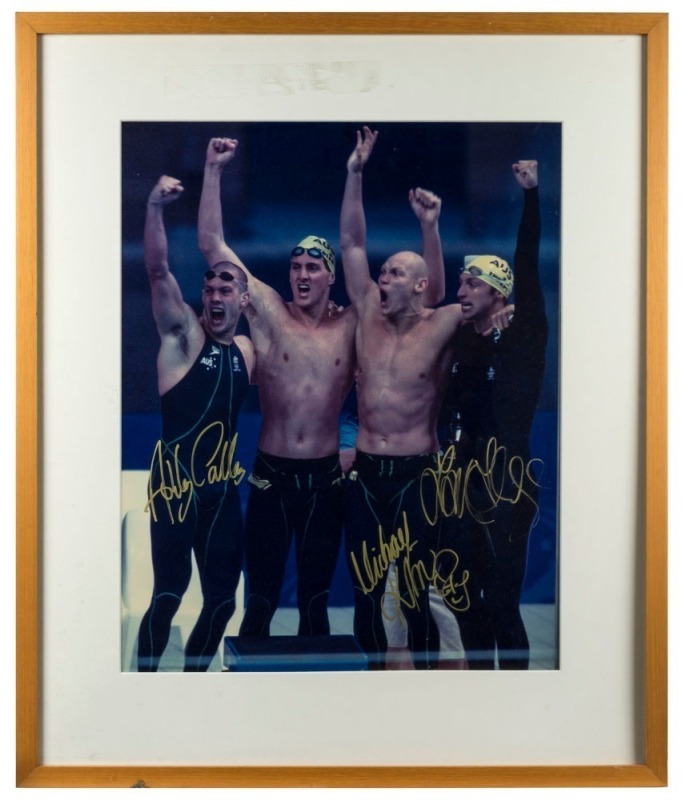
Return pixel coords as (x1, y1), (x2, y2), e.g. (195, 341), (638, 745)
(15, 11), (668, 789)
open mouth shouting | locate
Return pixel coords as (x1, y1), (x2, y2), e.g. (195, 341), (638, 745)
(209, 306), (226, 324)
(379, 289), (388, 306)
(297, 282), (311, 298)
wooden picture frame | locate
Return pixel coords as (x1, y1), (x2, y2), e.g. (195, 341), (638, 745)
(16, 11), (668, 788)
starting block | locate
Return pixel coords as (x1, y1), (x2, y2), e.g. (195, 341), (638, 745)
(224, 635), (368, 672)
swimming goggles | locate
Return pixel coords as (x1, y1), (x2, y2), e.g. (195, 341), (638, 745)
(204, 270), (235, 281)
(290, 246), (326, 260)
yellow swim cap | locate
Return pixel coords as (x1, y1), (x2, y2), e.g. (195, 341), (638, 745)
(291, 235), (336, 275)
(462, 254), (514, 299)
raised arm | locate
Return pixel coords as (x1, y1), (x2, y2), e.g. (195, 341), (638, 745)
(340, 126), (379, 309)
(199, 137), (280, 315)
(511, 160), (545, 327)
(198, 138), (244, 268)
(144, 176), (194, 337)
(409, 187), (445, 306)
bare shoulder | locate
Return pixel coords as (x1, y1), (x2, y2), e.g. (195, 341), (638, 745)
(432, 302), (464, 330)
(233, 334), (256, 381)
(356, 293), (387, 333)
(335, 304), (359, 327)
(234, 333), (253, 356)
(356, 284), (381, 318)
(246, 286), (289, 328)
(283, 302), (358, 332)
(157, 314), (205, 392)
(323, 304), (359, 343)
(159, 306), (203, 351)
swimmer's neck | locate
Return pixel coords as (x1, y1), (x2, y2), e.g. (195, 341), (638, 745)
(287, 298), (331, 327)
(385, 306), (426, 332)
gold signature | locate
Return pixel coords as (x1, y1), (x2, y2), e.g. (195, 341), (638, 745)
(145, 423), (246, 524)
(420, 438), (542, 526)
(349, 512), (470, 625)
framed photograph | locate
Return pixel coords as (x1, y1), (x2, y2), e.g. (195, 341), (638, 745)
(16, 11), (667, 788)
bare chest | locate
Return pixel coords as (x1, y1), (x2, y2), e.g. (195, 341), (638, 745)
(359, 318), (447, 381)
(255, 317), (355, 383)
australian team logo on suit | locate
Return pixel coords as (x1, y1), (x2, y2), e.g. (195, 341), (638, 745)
(200, 345), (221, 370)
(199, 345), (242, 373)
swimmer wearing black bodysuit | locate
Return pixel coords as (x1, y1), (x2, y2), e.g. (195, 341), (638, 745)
(138, 337), (249, 671)
(443, 183), (547, 670)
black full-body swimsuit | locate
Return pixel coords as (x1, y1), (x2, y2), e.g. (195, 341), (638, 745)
(137, 337), (249, 671)
(444, 186), (548, 669)
(238, 451), (345, 638)
(345, 452), (442, 670)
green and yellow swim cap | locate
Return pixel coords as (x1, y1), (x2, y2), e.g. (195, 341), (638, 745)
(462, 254), (514, 299)
(291, 235), (336, 276)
